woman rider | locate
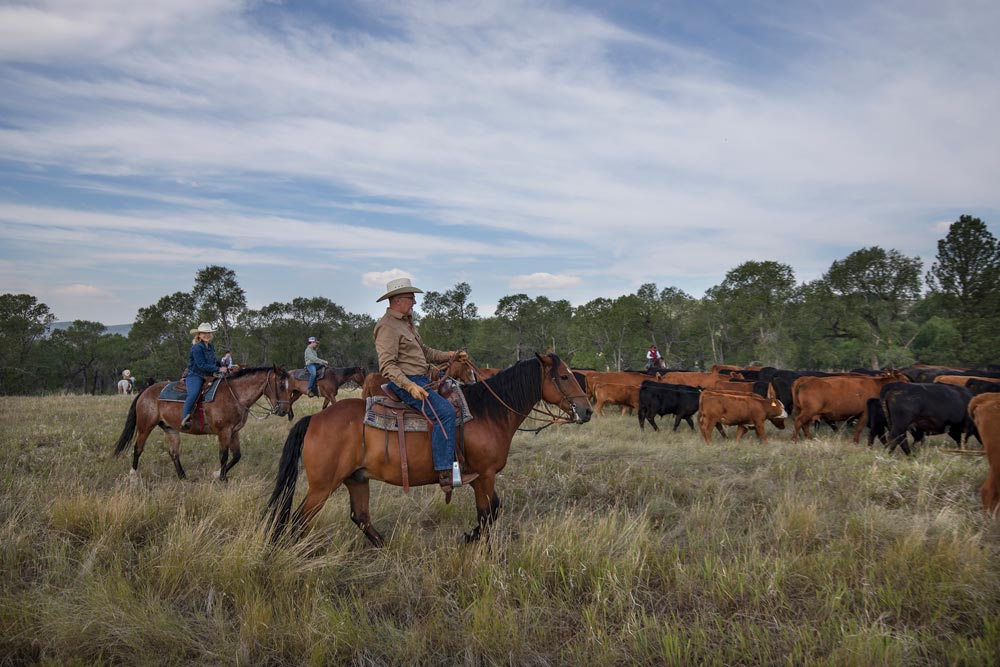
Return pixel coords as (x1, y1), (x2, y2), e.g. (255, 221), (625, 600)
(181, 322), (228, 429)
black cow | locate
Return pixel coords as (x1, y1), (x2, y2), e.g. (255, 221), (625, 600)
(637, 381), (701, 432)
(880, 382), (975, 455)
(966, 379), (1000, 396)
(864, 397), (888, 446)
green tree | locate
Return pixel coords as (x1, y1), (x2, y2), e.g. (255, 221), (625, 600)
(129, 291), (197, 380)
(419, 282), (478, 350)
(926, 214), (1000, 362)
(824, 247), (923, 368)
(0, 294), (56, 394)
(705, 261), (796, 365)
(192, 265), (246, 351)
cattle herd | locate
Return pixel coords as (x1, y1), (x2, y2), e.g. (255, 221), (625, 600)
(573, 363), (1000, 514)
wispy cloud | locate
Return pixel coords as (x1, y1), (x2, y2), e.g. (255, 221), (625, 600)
(509, 273), (582, 290)
(0, 0), (997, 323)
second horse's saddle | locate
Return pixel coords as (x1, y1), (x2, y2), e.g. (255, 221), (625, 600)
(290, 366), (327, 382)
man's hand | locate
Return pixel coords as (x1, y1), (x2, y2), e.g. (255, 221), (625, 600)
(453, 350), (469, 362)
(218, 366), (228, 375)
(405, 381), (429, 401)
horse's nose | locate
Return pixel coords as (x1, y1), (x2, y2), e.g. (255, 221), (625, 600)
(579, 406), (593, 423)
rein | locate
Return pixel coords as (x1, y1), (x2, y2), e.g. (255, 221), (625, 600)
(460, 356), (586, 427)
(222, 368), (289, 420)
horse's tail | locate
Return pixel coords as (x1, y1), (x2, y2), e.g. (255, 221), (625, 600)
(265, 415), (312, 541)
(113, 385), (148, 456)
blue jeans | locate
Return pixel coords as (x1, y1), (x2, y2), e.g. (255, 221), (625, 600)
(306, 364), (320, 391)
(182, 375), (205, 420)
(388, 375), (457, 471)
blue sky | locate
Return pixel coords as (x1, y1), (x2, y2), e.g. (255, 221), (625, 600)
(1, 0), (998, 324)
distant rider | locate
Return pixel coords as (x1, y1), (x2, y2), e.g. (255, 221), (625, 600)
(303, 336), (328, 397)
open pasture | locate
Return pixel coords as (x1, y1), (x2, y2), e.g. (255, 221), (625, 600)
(2, 394), (999, 666)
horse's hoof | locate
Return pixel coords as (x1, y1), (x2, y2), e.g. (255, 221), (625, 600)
(212, 470), (223, 481)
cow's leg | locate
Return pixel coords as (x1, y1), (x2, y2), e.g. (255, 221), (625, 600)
(754, 419), (767, 443)
(637, 407), (646, 431)
(715, 423), (727, 438)
(853, 417), (866, 444)
(683, 416), (695, 431)
(345, 478), (385, 547)
(698, 415), (712, 443)
(981, 473), (1000, 516)
(735, 425), (747, 442)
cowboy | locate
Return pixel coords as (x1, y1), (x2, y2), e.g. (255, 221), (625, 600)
(374, 277), (478, 493)
(646, 344), (662, 370)
(303, 336), (328, 397)
(181, 322), (228, 429)
(122, 369), (135, 392)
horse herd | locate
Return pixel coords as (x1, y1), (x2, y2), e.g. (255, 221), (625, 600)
(110, 358), (1000, 546)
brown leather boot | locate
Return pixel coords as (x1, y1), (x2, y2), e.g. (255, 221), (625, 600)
(438, 469), (479, 490)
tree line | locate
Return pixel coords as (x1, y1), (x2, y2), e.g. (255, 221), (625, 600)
(2, 215), (998, 395)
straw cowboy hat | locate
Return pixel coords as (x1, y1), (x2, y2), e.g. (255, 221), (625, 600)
(189, 322), (217, 335)
(376, 277), (424, 302)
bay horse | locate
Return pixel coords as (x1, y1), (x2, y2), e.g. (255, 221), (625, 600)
(266, 353), (592, 544)
(287, 366), (367, 415)
(113, 366), (291, 481)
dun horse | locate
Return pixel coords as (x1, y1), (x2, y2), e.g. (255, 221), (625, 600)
(113, 366), (291, 480)
(287, 366), (367, 415)
(266, 353), (592, 544)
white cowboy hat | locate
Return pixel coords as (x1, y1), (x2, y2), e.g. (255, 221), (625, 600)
(189, 322), (216, 335)
(376, 277), (424, 302)
(122, 369), (131, 377)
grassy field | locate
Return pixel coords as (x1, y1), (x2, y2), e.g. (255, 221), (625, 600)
(1, 393), (999, 666)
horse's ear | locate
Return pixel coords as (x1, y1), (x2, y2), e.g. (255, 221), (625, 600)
(535, 352), (553, 366)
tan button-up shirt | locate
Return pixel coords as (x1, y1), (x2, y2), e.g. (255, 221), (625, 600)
(374, 309), (451, 387)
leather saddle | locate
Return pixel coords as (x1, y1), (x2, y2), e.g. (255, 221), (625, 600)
(290, 366), (327, 382)
(157, 376), (222, 403)
(363, 379), (473, 497)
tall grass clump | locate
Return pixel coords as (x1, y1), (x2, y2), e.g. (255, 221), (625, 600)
(0, 397), (998, 665)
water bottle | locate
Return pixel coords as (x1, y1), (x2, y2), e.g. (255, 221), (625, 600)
(451, 461), (462, 487)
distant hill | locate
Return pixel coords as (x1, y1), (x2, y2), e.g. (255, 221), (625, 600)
(49, 321), (132, 337)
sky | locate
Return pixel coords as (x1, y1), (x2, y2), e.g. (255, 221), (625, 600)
(1, 0), (998, 325)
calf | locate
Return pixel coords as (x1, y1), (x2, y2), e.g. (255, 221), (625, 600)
(880, 382), (974, 455)
(968, 393), (1000, 515)
(637, 381), (700, 432)
(698, 391), (787, 443)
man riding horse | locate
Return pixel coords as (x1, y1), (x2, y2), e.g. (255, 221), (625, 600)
(374, 277), (478, 494)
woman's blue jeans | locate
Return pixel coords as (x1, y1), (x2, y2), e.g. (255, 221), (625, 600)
(182, 375), (205, 420)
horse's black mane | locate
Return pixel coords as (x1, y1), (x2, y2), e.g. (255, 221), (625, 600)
(463, 356), (553, 421)
(227, 365), (288, 380)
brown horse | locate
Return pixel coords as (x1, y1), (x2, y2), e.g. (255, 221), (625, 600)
(113, 366), (291, 481)
(266, 353), (592, 544)
(287, 366), (367, 415)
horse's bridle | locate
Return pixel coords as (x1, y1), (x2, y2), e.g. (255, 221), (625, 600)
(223, 368), (290, 419)
(459, 355), (588, 425)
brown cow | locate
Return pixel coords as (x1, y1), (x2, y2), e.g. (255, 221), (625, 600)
(791, 371), (908, 441)
(969, 393), (1000, 515)
(698, 390), (787, 443)
(587, 372), (649, 416)
(934, 375), (1000, 387)
(661, 371), (740, 390)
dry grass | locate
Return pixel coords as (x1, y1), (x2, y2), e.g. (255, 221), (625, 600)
(1, 393), (999, 666)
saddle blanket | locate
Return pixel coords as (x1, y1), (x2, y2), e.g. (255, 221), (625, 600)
(158, 377), (222, 403)
(363, 382), (474, 432)
(290, 366), (326, 382)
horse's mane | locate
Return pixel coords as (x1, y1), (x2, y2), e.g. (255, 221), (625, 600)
(227, 365), (288, 380)
(463, 356), (550, 421)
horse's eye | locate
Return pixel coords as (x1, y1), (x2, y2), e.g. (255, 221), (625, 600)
(560, 375), (569, 380)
